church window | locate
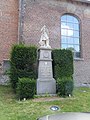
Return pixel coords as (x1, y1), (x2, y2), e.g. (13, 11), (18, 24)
(61, 14), (81, 58)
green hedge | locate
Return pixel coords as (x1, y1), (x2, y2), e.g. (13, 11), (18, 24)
(17, 78), (36, 100)
(52, 49), (73, 79)
(57, 77), (74, 96)
(10, 44), (37, 91)
(52, 49), (74, 96)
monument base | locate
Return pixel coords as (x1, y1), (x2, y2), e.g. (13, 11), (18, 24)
(37, 78), (56, 95)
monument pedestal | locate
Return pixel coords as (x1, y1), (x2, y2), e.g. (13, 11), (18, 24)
(37, 47), (56, 95)
(37, 78), (56, 94)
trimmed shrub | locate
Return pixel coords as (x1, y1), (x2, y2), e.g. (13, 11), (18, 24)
(52, 49), (74, 96)
(57, 77), (74, 96)
(17, 78), (36, 100)
(10, 44), (37, 91)
(52, 49), (73, 79)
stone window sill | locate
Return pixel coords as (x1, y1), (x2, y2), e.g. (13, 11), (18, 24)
(74, 58), (84, 61)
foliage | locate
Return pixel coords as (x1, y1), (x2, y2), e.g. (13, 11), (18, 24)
(52, 49), (73, 79)
(52, 49), (74, 96)
(10, 44), (37, 91)
(57, 77), (74, 96)
(17, 78), (36, 100)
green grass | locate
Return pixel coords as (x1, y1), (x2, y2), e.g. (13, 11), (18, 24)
(0, 85), (90, 120)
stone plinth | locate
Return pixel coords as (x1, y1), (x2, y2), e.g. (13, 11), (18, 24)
(37, 47), (56, 95)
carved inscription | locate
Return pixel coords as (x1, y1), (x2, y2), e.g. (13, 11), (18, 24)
(40, 67), (52, 78)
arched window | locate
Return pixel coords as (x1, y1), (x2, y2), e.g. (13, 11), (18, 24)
(61, 14), (81, 58)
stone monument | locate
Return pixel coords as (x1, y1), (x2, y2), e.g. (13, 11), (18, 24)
(37, 25), (56, 95)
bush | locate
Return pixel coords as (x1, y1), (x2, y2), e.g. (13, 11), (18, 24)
(57, 77), (74, 96)
(52, 49), (73, 79)
(10, 44), (37, 92)
(17, 78), (36, 100)
(52, 49), (74, 96)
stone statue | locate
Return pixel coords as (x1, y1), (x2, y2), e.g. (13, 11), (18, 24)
(39, 25), (51, 48)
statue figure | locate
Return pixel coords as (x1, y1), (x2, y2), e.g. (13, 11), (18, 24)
(39, 25), (51, 48)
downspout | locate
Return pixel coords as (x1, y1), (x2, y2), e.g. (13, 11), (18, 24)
(18, 0), (26, 44)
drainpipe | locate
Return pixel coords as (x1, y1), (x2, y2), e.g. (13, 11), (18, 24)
(18, 0), (26, 44)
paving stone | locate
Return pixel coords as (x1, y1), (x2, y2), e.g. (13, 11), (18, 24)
(38, 113), (90, 120)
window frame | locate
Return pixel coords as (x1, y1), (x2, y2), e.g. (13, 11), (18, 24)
(60, 13), (81, 59)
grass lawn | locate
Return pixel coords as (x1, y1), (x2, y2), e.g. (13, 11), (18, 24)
(0, 85), (90, 120)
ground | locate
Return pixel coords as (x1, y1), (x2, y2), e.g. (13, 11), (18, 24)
(33, 96), (73, 102)
(0, 85), (90, 120)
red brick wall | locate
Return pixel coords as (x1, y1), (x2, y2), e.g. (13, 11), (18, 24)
(22, 0), (90, 86)
(0, 0), (19, 63)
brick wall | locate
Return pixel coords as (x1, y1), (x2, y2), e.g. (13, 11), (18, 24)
(0, 0), (19, 68)
(20, 0), (90, 86)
